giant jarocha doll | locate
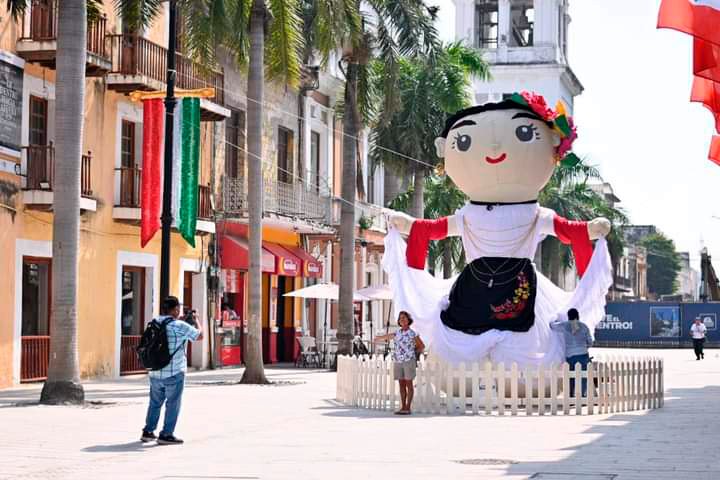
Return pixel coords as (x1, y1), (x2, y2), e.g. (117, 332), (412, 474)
(384, 92), (613, 368)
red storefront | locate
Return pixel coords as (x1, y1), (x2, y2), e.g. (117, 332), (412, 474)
(218, 226), (323, 366)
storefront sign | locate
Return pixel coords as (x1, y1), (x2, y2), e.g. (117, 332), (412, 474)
(283, 258), (298, 273)
(0, 52), (24, 157)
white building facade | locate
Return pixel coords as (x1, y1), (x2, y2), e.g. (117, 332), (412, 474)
(453, 0), (582, 109)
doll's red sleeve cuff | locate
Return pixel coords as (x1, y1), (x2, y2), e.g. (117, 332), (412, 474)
(553, 215), (592, 277)
(406, 218), (449, 269)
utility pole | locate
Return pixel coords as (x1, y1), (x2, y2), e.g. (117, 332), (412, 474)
(160, 0), (178, 301)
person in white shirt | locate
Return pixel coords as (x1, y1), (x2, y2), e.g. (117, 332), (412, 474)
(690, 318), (708, 361)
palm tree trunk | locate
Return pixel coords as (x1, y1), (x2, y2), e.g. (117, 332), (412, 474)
(410, 165), (424, 219)
(442, 240), (453, 279)
(337, 62), (359, 357)
(40, 0), (85, 404)
(240, 0), (268, 384)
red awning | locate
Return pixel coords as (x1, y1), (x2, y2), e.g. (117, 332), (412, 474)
(220, 235), (275, 272)
(263, 242), (302, 277)
(281, 245), (323, 278)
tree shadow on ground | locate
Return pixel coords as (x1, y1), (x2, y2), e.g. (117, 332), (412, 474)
(82, 441), (159, 453)
(500, 386), (720, 479)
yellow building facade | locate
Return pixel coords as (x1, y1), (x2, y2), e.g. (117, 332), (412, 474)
(0, 3), (227, 388)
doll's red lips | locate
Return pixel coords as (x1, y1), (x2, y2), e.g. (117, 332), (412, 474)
(486, 153), (507, 164)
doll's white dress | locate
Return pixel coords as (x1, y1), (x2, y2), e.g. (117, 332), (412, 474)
(382, 203), (613, 367)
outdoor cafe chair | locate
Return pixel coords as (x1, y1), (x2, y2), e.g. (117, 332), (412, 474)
(295, 336), (321, 368)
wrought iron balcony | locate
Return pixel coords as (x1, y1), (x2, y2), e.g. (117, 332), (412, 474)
(106, 34), (228, 121)
(21, 144), (96, 211)
(223, 176), (330, 225)
(16, 0), (111, 76)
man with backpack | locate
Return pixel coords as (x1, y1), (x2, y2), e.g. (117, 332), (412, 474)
(140, 296), (202, 445)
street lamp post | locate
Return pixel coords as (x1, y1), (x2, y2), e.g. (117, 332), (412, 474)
(159, 0), (178, 301)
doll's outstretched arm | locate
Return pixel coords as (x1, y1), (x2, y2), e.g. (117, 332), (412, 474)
(403, 215), (458, 270)
(552, 215), (609, 278)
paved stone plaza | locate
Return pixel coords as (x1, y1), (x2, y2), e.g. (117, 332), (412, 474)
(0, 348), (718, 480)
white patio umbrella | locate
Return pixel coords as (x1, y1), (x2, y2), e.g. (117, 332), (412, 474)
(356, 285), (393, 301)
(283, 283), (369, 366)
(283, 282), (370, 302)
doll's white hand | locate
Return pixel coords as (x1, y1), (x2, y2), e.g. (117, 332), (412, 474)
(388, 212), (416, 235)
(588, 217), (611, 239)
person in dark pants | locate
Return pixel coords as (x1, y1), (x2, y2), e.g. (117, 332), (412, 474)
(690, 318), (707, 360)
(551, 308), (593, 397)
(141, 296), (202, 445)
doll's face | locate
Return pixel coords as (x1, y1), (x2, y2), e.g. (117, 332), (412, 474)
(435, 109), (560, 203)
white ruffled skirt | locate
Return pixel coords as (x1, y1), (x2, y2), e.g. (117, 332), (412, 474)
(382, 229), (613, 368)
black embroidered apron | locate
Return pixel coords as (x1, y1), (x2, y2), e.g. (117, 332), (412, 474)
(440, 257), (537, 335)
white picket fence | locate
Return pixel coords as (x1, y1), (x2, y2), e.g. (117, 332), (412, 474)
(336, 355), (664, 415)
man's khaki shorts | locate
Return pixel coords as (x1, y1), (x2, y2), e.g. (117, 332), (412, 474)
(393, 360), (417, 380)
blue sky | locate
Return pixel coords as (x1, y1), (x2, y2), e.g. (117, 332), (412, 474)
(437, 0), (720, 269)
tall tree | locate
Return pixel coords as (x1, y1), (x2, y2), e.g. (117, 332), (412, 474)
(372, 42), (489, 219)
(538, 160), (627, 284)
(7, 0), (104, 404)
(116, 0), (303, 383)
(332, 0), (440, 356)
(641, 232), (681, 296)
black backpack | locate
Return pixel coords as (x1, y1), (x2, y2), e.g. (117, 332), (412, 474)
(136, 318), (184, 370)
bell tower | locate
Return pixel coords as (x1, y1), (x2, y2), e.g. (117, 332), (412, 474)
(453, 0), (583, 113)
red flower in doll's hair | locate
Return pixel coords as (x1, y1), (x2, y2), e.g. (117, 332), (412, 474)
(519, 91), (555, 122)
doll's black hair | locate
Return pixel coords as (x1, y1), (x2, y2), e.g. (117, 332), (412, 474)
(439, 100), (554, 139)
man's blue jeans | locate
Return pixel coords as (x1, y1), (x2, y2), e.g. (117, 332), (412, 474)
(144, 372), (185, 436)
(566, 353), (590, 397)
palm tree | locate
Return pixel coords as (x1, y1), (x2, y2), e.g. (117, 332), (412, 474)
(327, 0), (441, 356)
(8, 0), (97, 403)
(117, 0), (302, 383)
(371, 42), (490, 219)
(5, 0), (90, 403)
(538, 160), (628, 284)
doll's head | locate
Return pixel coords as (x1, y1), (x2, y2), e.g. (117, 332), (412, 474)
(435, 92), (578, 203)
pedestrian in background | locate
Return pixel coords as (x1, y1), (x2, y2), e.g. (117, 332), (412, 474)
(374, 311), (425, 415)
(690, 318), (707, 361)
(551, 308), (593, 397)
(141, 296), (202, 445)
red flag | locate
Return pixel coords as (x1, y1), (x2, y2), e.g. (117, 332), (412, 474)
(710, 136), (720, 164)
(140, 98), (164, 247)
(691, 77), (720, 132)
(658, 0), (720, 45)
(694, 37), (720, 82)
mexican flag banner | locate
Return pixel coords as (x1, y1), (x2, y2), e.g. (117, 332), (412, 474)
(140, 97), (201, 247)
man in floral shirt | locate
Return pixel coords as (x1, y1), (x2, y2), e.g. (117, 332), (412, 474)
(375, 311), (425, 414)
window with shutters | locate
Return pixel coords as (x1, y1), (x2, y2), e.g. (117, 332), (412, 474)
(277, 127), (294, 184)
(225, 109), (246, 179)
(29, 96), (48, 146)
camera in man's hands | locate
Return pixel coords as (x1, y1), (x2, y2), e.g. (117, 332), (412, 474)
(183, 309), (198, 327)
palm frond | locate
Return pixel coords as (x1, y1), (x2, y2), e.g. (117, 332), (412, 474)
(114, 0), (164, 32)
(266, 0), (304, 88)
(177, 0), (228, 68)
(227, 0), (252, 66)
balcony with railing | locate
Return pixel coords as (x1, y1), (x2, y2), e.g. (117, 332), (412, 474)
(21, 144), (96, 211)
(113, 168), (214, 233)
(223, 176), (332, 232)
(106, 34), (229, 121)
(16, 0), (111, 76)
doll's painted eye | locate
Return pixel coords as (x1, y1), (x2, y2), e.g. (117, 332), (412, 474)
(515, 124), (538, 142)
(456, 134), (472, 151)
